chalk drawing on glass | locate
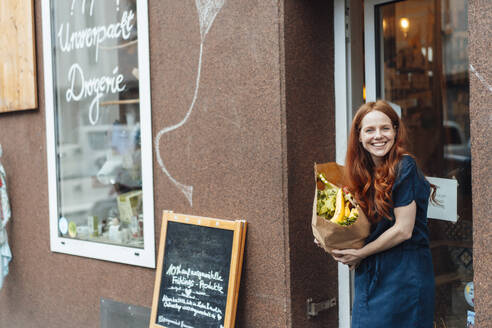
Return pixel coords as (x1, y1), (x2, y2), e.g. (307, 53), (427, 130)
(155, 0), (225, 206)
(62, 0), (135, 125)
(70, 0), (96, 16)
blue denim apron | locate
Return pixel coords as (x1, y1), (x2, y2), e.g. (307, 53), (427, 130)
(351, 156), (435, 328)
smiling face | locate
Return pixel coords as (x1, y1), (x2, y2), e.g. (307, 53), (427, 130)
(359, 110), (396, 166)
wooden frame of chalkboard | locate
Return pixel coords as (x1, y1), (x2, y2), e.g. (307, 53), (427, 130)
(150, 211), (246, 328)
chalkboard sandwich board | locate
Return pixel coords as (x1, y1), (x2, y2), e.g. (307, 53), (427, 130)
(150, 211), (247, 328)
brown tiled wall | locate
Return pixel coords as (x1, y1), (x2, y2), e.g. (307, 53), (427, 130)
(469, 1), (492, 327)
(149, 1), (290, 327)
(0, 1), (292, 327)
(283, 1), (338, 327)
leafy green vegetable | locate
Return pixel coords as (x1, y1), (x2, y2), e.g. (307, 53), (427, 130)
(317, 187), (337, 219)
(337, 208), (359, 226)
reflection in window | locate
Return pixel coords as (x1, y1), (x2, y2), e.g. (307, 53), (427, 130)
(53, 0), (144, 248)
(376, 1), (471, 326)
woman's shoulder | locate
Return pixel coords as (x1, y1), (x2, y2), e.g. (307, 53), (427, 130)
(398, 154), (417, 172)
(393, 154), (418, 185)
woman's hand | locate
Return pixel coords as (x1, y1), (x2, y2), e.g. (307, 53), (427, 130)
(331, 249), (365, 270)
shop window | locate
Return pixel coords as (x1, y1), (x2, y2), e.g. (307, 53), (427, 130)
(374, 1), (472, 326)
(42, 0), (155, 267)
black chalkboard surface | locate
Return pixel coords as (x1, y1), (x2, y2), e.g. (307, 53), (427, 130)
(150, 212), (246, 328)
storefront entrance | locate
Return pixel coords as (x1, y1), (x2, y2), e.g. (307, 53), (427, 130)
(336, 0), (473, 326)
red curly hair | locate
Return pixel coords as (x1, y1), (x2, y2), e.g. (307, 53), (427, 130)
(345, 100), (409, 223)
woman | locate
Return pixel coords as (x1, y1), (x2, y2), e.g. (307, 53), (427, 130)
(332, 100), (435, 327)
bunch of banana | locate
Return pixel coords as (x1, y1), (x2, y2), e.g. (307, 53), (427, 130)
(316, 173), (359, 226)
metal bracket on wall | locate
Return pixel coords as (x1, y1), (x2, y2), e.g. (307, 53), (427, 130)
(306, 297), (337, 319)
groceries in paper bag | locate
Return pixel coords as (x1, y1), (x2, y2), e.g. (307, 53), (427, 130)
(312, 162), (370, 252)
(317, 173), (359, 226)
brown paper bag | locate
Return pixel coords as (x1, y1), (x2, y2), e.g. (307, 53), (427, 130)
(312, 162), (371, 252)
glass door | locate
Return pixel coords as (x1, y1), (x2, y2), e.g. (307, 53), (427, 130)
(364, 0), (472, 326)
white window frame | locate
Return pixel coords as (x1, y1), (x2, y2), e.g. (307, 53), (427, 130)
(336, 1), (407, 326)
(41, 0), (155, 268)
(364, 0), (396, 102)
(335, 0), (392, 326)
(334, 0), (352, 327)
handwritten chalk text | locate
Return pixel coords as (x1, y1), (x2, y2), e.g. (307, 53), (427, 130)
(65, 64), (125, 125)
(166, 264), (224, 282)
(57, 10), (135, 62)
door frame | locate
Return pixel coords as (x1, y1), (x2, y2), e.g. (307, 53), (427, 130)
(333, 0), (354, 327)
(334, 0), (396, 326)
(364, 0), (396, 102)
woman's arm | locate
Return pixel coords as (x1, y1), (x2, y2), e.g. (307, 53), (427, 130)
(331, 201), (417, 269)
